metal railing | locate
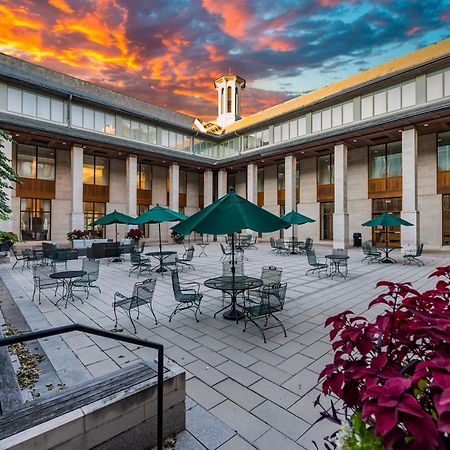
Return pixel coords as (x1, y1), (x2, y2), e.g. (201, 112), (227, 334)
(0, 323), (164, 450)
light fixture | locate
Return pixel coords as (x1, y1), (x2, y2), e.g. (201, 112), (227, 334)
(118, 152), (122, 155)
(398, 130), (402, 133)
(15, 133), (20, 137)
(62, 142), (66, 145)
(423, 123), (429, 127)
(353, 139), (357, 142)
(301, 151), (305, 154)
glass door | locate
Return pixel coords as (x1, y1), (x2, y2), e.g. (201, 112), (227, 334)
(372, 198), (402, 247)
(320, 202), (334, 240)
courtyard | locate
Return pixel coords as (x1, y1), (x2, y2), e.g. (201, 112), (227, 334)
(0, 242), (447, 449)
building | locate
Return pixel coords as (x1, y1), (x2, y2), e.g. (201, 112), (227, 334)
(0, 38), (449, 249)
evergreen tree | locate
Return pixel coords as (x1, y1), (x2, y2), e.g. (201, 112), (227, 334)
(0, 130), (17, 220)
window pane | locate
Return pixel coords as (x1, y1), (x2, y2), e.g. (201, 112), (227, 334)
(37, 147), (55, 180)
(277, 164), (285, 189)
(168, 131), (176, 148)
(312, 112), (321, 132)
(369, 145), (386, 179)
(318, 155), (332, 184)
(83, 108), (94, 129)
(374, 91), (387, 115)
(161, 129), (169, 147)
(149, 126), (157, 144)
(298, 117), (307, 136)
(20, 198), (51, 241)
(95, 157), (109, 186)
(274, 125), (282, 143)
(121, 118), (130, 138)
(50, 99), (64, 123)
(131, 121), (140, 140)
(179, 170), (187, 194)
(281, 123), (289, 140)
(342, 102), (353, 123)
(17, 144), (36, 178)
(322, 109), (332, 129)
(289, 120), (298, 138)
(71, 105), (83, 127)
(262, 128), (270, 144)
(320, 202), (334, 240)
(443, 194), (450, 246)
(438, 132), (450, 172)
(139, 123), (149, 142)
(427, 73), (443, 101)
(83, 155), (95, 184)
(138, 164), (152, 190)
(105, 114), (116, 134)
(402, 82), (416, 108)
(23, 91), (37, 116)
(332, 106), (342, 127)
(361, 96), (373, 119)
(7, 87), (21, 113)
(257, 167), (264, 192)
(37, 96), (51, 120)
(387, 141), (402, 177)
(94, 110), (105, 132)
(387, 86), (401, 111)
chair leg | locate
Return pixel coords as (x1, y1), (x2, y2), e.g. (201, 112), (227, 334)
(128, 309), (137, 334)
(148, 303), (158, 325)
(113, 305), (119, 328)
(32, 285), (36, 303)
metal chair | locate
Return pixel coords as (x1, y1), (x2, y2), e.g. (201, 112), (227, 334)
(129, 252), (152, 277)
(332, 248), (348, 277)
(298, 237), (313, 254)
(245, 266), (283, 304)
(113, 278), (157, 333)
(242, 283), (288, 343)
(220, 243), (232, 261)
(403, 243), (424, 266)
(11, 246), (31, 270)
(72, 259), (101, 298)
(32, 265), (59, 305)
(177, 246), (195, 271)
(305, 250), (328, 277)
(275, 239), (289, 255)
(169, 270), (202, 322)
(161, 253), (178, 274)
(361, 241), (381, 264)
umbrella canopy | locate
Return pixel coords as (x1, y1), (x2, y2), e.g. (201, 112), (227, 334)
(90, 210), (138, 244)
(135, 204), (188, 253)
(362, 212), (413, 228)
(172, 191), (289, 236)
(282, 210), (315, 251)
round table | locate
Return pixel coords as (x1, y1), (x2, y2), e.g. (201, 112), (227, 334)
(325, 255), (349, 279)
(196, 242), (209, 257)
(377, 246), (401, 263)
(50, 270), (86, 308)
(204, 275), (263, 321)
(146, 251), (177, 273)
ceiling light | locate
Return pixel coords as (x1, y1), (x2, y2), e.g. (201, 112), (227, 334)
(15, 133), (20, 137)
(62, 142), (66, 145)
(301, 151), (305, 154)
(118, 152), (122, 155)
(423, 123), (429, 127)
(398, 130), (402, 133)
(353, 139), (357, 142)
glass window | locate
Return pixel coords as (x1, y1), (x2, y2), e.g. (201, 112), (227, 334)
(23, 91), (37, 117)
(332, 106), (342, 127)
(368, 142), (402, 178)
(438, 132), (450, 172)
(179, 170), (187, 194)
(289, 120), (298, 139)
(83, 155), (109, 185)
(71, 105), (83, 127)
(361, 96), (373, 119)
(7, 87), (22, 113)
(37, 147), (55, 180)
(105, 114), (115, 135)
(83, 108), (94, 129)
(121, 118), (131, 139)
(443, 195), (450, 246)
(281, 122), (289, 141)
(322, 109), (332, 129)
(50, 99), (64, 123)
(312, 112), (321, 132)
(369, 145), (386, 179)
(131, 121), (140, 141)
(320, 202), (334, 240)
(169, 131), (176, 148)
(387, 86), (401, 111)
(137, 163), (152, 190)
(257, 167), (264, 192)
(94, 110), (105, 132)
(274, 125), (282, 143)
(372, 198), (402, 247)
(445, 70), (450, 97)
(262, 128), (269, 145)
(20, 198), (51, 241)
(140, 123), (149, 142)
(84, 202), (105, 238)
(161, 129), (169, 147)
(387, 142), (402, 177)
(82, 155), (95, 184)
(427, 72), (443, 101)
(402, 82), (416, 108)
(318, 154), (334, 184)
(17, 144), (37, 178)
(298, 117), (307, 135)
(374, 91), (387, 115)
(37, 96), (51, 120)
(137, 204), (150, 237)
(342, 102), (353, 123)
(277, 164), (285, 190)
(149, 126), (157, 144)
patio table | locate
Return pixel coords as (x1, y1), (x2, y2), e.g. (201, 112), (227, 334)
(204, 275), (263, 321)
(50, 270), (86, 308)
(196, 242), (209, 257)
(146, 250), (177, 273)
(325, 254), (349, 279)
(377, 246), (401, 263)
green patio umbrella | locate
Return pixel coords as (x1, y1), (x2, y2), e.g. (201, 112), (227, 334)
(90, 210), (138, 244)
(135, 204), (188, 254)
(172, 189), (289, 273)
(362, 211), (413, 250)
(282, 210), (315, 254)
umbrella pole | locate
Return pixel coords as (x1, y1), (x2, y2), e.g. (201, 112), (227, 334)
(158, 223), (162, 254)
(231, 232), (237, 322)
(291, 225), (295, 254)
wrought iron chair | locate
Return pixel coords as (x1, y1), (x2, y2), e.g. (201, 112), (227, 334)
(361, 241), (381, 264)
(245, 266), (283, 304)
(11, 246), (31, 270)
(177, 246), (195, 271)
(403, 243), (424, 266)
(161, 253), (178, 274)
(113, 278), (157, 333)
(72, 259), (101, 298)
(129, 252), (152, 277)
(298, 237), (313, 254)
(269, 237), (278, 253)
(169, 270), (202, 322)
(275, 239), (289, 255)
(242, 282), (288, 343)
(220, 243), (232, 261)
(332, 248), (349, 277)
(305, 250), (328, 277)
(32, 265), (59, 305)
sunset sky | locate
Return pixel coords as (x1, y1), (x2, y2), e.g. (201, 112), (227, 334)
(1, 0), (449, 120)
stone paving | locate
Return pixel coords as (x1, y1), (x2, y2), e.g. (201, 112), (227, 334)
(1, 243), (449, 449)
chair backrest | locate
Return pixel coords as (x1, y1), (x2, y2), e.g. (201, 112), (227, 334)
(140, 241), (146, 253)
(304, 238), (313, 251)
(82, 258), (100, 279)
(220, 243), (228, 254)
(130, 252), (143, 264)
(42, 242), (57, 258)
(275, 239), (285, 249)
(306, 250), (318, 265)
(171, 270), (182, 299)
(33, 265), (55, 284)
(269, 237), (276, 249)
(362, 241), (371, 255)
(222, 260), (244, 276)
(260, 266), (282, 286)
(333, 248), (348, 256)
(183, 247), (195, 261)
(265, 283), (288, 312)
(416, 243), (424, 256)
(135, 278), (156, 303)
(163, 253), (177, 266)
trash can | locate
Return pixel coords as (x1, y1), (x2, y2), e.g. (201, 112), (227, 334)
(353, 232), (362, 247)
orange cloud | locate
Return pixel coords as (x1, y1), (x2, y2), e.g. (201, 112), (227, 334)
(204, 43), (225, 62)
(253, 36), (296, 52)
(48, 0), (74, 14)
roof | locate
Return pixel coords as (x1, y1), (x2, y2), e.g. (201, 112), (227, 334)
(225, 38), (450, 133)
(0, 52), (196, 132)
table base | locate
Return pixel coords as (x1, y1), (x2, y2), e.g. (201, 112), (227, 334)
(214, 301), (244, 321)
(154, 266), (168, 273)
(55, 279), (84, 308)
(380, 256), (396, 263)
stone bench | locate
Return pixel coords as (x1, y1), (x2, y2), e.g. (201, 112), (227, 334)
(0, 361), (185, 450)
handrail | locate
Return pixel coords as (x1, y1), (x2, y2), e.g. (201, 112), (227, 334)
(0, 323), (164, 450)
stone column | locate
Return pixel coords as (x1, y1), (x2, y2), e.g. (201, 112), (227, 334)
(126, 155), (137, 218)
(285, 155), (297, 238)
(401, 127), (420, 248)
(1, 136), (13, 232)
(204, 170), (213, 207)
(333, 143), (349, 248)
(70, 145), (84, 230)
(169, 163), (179, 212)
(218, 169), (227, 198)
(247, 163), (257, 203)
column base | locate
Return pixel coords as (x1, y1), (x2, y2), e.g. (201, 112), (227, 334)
(401, 211), (420, 249)
(333, 213), (349, 249)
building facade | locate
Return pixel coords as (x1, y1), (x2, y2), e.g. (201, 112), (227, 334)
(0, 38), (450, 249)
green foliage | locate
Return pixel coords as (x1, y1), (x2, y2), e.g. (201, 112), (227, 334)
(0, 231), (19, 243)
(338, 413), (385, 450)
(0, 130), (18, 220)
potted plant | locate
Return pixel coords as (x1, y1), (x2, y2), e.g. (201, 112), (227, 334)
(0, 231), (19, 251)
(127, 228), (143, 242)
(317, 266), (450, 449)
(170, 231), (184, 244)
(67, 229), (89, 241)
